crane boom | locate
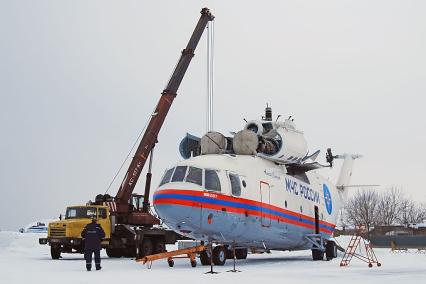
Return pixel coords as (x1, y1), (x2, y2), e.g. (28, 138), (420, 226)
(114, 8), (214, 214)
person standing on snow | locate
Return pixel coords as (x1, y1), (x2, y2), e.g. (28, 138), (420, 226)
(81, 217), (105, 271)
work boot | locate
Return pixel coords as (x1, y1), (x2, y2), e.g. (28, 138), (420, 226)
(96, 265), (101, 271)
(86, 264), (92, 271)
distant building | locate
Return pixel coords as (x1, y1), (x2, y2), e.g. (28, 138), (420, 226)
(370, 225), (426, 236)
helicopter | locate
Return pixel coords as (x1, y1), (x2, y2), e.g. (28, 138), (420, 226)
(153, 106), (360, 265)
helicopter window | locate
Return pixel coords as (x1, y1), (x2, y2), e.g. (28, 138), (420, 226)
(229, 174), (241, 196)
(205, 170), (221, 192)
(285, 200), (288, 208)
(242, 180), (247, 188)
(159, 168), (175, 186)
(171, 166), (188, 182)
(185, 167), (203, 186)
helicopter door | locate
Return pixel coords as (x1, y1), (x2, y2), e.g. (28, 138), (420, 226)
(314, 205), (320, 234)
(260, 181), (271, 227)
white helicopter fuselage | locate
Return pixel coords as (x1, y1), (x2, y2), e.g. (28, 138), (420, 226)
(154, 154), (344, 251)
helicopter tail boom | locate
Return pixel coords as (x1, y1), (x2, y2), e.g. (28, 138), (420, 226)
(335, 154), (362, 200)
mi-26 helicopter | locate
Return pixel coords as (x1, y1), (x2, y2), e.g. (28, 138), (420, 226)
(154, 106), (360, 266)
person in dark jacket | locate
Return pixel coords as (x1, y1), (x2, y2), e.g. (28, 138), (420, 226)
(81, 217), (105, 271)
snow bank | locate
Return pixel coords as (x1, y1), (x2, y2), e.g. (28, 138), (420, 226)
(0, 231), (21, 250)
(0, 231), (46, 254)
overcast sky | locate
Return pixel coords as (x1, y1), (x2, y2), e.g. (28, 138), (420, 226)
(1, 0), (425, 230)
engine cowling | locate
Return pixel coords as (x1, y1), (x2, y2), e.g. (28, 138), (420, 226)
(178, 118), (308, 164)
(233, 119), (308, 163)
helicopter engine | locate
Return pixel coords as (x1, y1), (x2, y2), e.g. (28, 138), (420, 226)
(232, 119), (308, 163)
(179, 107), (309, 164)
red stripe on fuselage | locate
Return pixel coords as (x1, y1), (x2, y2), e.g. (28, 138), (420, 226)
(154, 189), (335, 234)
(155, 189), (336, 227)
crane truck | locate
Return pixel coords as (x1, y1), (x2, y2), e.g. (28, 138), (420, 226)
(39, 8), (215, 260)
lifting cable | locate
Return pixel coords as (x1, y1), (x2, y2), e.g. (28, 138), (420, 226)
(104, 107), (156, 195)
(206, 20), (215, 132)
(106, 20), (215, 194)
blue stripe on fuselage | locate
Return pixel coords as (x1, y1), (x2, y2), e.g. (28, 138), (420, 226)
(154, 193), (335, 232)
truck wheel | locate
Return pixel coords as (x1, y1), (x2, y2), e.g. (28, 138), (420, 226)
(168, 259), (174, 267)
(212, 246), (226, 266)
(123, 247), (136, 258)
(235, 248), (248, 259)
(106, 248), (112, 257)
(106, 248), (113, 258)
(138, 238), (153, 258)
(325, 241), (337, 261)
(226, 247), (234, 259)
(199, 250), (211, 266)
(312, 249), (324, 261)
(106, 248), (120, 258)
(51, 246), (61, 259)
(153, 240), (166, 254)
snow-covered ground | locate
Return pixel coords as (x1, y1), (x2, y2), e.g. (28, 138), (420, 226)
(0, 232), (425, 284)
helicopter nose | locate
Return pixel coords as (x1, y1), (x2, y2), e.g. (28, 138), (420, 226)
(153, 189), (197, 233)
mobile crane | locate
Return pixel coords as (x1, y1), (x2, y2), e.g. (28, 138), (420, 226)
(39, 8), (215, 259)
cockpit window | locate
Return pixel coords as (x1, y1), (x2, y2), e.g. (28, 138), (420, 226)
(185, 167), (203, 186)
(229, 174), (241, 196)
(171, 166), (188, 182)
(159, 168), (174, 186)
(205, 169), (221, 192)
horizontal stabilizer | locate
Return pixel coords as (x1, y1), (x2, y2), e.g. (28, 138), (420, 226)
(302, 150), (320, 162)
(336, 184), (379, 190)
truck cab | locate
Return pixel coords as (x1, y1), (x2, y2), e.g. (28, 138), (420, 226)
(40, 205), (111, 259)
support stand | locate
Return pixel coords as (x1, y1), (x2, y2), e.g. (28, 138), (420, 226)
(205, 244), (218, 274)
(305, 234), (325, 251)
(226, 242), (241, 273)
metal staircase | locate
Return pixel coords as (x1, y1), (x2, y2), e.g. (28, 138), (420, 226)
(340, 229), (381, 267)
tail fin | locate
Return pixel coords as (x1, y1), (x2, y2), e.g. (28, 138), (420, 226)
(335, 154), (362, 201)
